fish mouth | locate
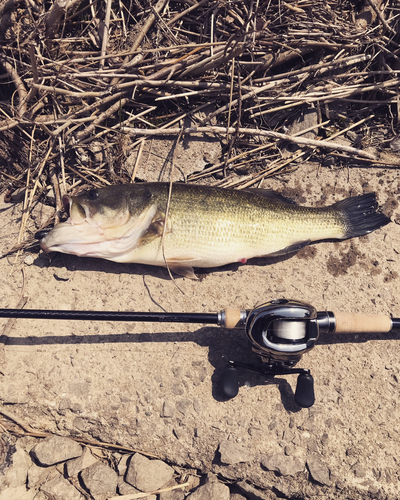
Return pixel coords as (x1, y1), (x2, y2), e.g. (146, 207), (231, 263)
(64, 195), (91, 224)
(35, 229), (50, 240)
(39, 219), (106, 255)
(37, 195), (91, 253)
(39, 196), (105, 254)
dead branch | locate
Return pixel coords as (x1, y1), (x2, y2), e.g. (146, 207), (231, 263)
(366, 0), (396, 35)
(45, 0), (68, 38)
(0, 54), (28, 116)
(75, 96), (129, 141)
(0, 0), (14, 34)
(99, 0), (113, 69)
(112, 0), (168, 85)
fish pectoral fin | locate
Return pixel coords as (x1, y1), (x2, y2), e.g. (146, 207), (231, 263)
(138, 223), (162, 246)
(266, 239), (311, 257)
(137, 211), (171, 246)
(166, 258), (200, 280)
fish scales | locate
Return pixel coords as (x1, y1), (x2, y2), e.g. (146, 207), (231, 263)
(39, 183), (390, 278)
(134, 185), (342, 264)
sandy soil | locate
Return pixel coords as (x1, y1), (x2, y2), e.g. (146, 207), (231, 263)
(1, 160), (400, 499)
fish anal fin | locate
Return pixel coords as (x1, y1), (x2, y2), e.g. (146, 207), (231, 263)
(166, 257), (200, 280)
(266, 239), (311, 257)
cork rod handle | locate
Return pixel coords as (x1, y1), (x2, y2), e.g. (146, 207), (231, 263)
(332, 311), (392, 334)
(223, 308), (243, 329)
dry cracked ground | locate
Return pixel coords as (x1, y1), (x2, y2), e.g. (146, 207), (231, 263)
(0, 160), (400, 500)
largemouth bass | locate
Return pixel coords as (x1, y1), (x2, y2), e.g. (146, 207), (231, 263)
(39, 183), (390, 278)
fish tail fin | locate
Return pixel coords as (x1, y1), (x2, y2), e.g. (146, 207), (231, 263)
(333, 193), (390, 239)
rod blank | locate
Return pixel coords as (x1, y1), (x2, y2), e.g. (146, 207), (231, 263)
(0, 307), (398, 334)
(0, 309), (219, 325)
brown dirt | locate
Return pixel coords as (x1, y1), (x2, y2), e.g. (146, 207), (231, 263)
(1, 160), (400, 499)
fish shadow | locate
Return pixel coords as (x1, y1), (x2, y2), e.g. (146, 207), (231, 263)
(36, 251), (169, 280)
(34, 251), (297, 281)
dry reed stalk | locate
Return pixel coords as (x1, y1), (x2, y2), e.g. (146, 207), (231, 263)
(17, 168), (31, 245)
(188, 142), (276, 181)
(99, 0), (113, 69)
(109, 481), (190, 500)
(111, 0), (168, 85)
(1, 0), (399, 248)
(25, 45), (39, 103)
(0, 54), (28, 116)
(226, 57), (235, 142)
(237, 149), (311, 190)
(75, 97), (129, 141)
(189, 119), (330, 181)
(120, 125), (376, 159)
(162, 127), (187, 289)
(130, 139), (145, 181)
(236, 116), (376, 189)
(15, 141), (53, 250)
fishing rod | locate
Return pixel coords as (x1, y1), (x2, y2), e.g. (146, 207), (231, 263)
(1, 299), (399, 408)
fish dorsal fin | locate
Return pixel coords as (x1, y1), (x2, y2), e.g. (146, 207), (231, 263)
(243, 188), (297, 205)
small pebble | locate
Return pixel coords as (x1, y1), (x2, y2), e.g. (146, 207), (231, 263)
(24, 255), (35, 266)
(53, 267), (71, 281)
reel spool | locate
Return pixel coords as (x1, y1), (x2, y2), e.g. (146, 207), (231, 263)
(246, 299), (319, 364)
(221, 299), (320, 408)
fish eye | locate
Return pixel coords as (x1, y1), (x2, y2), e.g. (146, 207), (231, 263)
(86, 189), (99, 201)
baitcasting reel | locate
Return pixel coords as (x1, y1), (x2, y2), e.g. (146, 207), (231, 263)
(219, 298), (399, 407)
(0, 299), (398, 408)
(220, 299), (320, 408)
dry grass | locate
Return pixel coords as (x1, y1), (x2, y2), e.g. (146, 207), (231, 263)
(0, 0), (400, 249)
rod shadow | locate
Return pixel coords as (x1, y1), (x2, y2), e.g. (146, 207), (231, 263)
(3, 324), (397, 412)
(1, 325), (301, 412)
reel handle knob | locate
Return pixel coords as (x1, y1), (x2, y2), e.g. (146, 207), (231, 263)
(295, 372), (315, 408)
(221, 365), (239, 399)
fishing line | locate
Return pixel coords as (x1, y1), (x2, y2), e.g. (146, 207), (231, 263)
(161, 127), (185, 294)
